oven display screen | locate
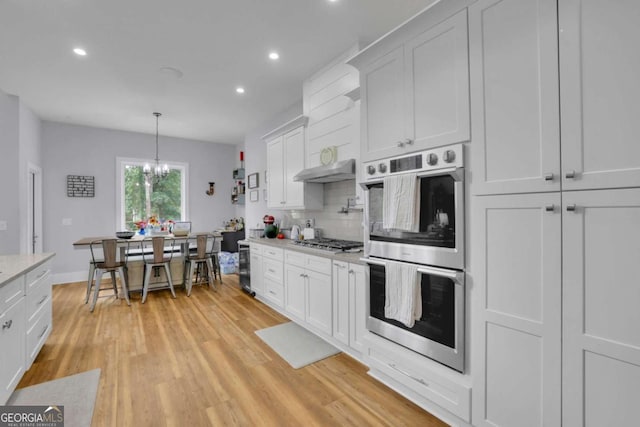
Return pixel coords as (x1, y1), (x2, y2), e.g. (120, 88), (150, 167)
(390, 154), (422, 173)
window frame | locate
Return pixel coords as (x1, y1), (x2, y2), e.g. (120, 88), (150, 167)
(116, 157), (189, 230)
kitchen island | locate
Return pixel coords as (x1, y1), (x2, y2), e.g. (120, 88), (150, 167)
(0, 252), (55, 404)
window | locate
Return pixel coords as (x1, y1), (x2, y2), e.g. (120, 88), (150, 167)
(116, 158), (188, 230)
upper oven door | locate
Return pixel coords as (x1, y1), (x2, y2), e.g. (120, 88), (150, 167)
(364, 167), (464, 270)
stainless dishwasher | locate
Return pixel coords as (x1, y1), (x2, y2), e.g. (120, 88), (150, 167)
(237, 241), (254, 296)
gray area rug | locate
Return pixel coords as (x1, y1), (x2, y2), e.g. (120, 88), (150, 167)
(255, 322), (340, 369)
(8, 369), (101, 427)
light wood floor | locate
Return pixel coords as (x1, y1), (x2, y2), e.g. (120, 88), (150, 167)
(18, 275), (448, 427)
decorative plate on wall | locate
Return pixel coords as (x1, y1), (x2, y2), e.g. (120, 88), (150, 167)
(320, 146), (337, 165)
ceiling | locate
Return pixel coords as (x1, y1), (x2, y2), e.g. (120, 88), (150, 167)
(0, 0), (437, 144)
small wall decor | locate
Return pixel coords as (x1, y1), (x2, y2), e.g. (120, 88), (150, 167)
(206, 182), (215, 196)
(248, 172), (259, 189)
(67, 175), (95, 197)
(250, 190), (259, 202)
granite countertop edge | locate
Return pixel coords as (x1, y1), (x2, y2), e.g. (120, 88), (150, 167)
(0, 253), (56, 288)
(246, 238), (365, 265)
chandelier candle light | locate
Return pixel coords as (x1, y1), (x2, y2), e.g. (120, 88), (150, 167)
(144, 112), (169, 182)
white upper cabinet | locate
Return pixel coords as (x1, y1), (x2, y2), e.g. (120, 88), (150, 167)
(265, 123), (323, 210)
(559, 0), (640, 190)
(350, 8), (470, 163)
(470, 0), (561, 195)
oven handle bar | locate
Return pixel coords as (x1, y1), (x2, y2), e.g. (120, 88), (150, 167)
(361, 257), (464, 283)
(360, 166), (464, 187)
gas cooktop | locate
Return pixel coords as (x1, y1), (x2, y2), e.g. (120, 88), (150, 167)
(293, 238), (363, 253)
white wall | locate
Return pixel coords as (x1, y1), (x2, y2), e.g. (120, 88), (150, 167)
(18, 101), (42, 253)
(0, 90), (21, 255)
(42, 121), (237, 283)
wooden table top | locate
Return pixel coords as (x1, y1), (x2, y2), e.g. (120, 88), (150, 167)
(73, 232), (222, 247)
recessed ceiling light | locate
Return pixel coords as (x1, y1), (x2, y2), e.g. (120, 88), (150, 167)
(159, 66), (184, 80)
(328, 0), (338, 2)
(236, 87), (245, 94)
(73, 48), (87, 56)
(268, 51), (280, 60)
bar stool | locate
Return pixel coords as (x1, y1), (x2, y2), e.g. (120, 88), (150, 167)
(184, 233), (218, 295)
(88, 239), (130, 312)
(141, 236), (177, 303)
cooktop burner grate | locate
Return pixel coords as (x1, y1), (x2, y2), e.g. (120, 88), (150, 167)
(293, 238), (363, 252)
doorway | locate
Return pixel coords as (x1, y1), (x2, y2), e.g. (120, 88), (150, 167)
(27, 163), (43, 254)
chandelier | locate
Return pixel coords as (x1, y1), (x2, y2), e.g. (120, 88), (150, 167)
(143, 112), (169, 183)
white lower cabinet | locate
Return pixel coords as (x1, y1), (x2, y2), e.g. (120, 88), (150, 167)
(249, 251), (263, 296)
(261, 246), (284, 308)
(0, 277), (26, 405)
(472, 188), (640, 426)
(562, 188), (640, 426)
(472, 193), (562, 427)
(284, 250), (332, 336)
(332, 261), (366, 355)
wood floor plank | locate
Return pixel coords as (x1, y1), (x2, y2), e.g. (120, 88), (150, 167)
(17, 276), (448, 426)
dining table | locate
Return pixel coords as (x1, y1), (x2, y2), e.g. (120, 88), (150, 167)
(73, 232), (222, 292)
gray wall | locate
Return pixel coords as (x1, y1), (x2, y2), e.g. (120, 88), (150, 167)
(0, 91), (44, 255)
(42, 121), (237, 283)
(18, 101), (42, 253)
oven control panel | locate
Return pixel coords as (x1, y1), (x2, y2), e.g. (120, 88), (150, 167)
(363, 144), (464, 180)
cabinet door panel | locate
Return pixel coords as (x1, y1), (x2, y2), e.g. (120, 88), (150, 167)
(285, 264), (306, 322)
(360, 46), (405, 162)
(349, 264), (366, 354)
(560, 0), (640, 190)
(470, 0), (560, 195)
(306, 270), (332, 336)
(0, 298), (25, 405)
(406, 9), (470, 150)
(472, 193), (561, 427)
(283, 127), (305, 208)
(250, 254), (263, 296)
(562, 188), (640, 426)
(332, 262), (349, 346)
(266, 138), (284, 208)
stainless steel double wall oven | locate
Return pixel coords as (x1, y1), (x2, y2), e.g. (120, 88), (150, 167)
(361, 144), (465, 372)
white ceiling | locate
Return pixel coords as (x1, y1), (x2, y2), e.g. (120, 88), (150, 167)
(0, 0), (437, 144)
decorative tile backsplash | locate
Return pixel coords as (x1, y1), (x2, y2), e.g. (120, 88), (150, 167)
(280, 180), (364, 242)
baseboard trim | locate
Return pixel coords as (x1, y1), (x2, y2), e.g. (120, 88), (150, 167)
(52, 271), (86, 285)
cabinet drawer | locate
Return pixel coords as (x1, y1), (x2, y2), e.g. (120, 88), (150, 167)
(367, 345), (470, 422)
(0, 276), (25, 314)
(305, 254), (331, 273)
(263, 258), (283, 283)
(284, 250), (305, 267)
(262, 246), (283, 261)
(264, 278), (284, 308)
(26, 302), (52, 368)
(250, 244), (263, 256)
(26, 261), (52, 288)
(26, 275), (51, 324)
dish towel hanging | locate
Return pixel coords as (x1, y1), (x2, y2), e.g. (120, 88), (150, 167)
(382, 173), (420, 232)
(384, 262), (421, 328)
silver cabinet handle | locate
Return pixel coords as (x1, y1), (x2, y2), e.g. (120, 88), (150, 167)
(37, 270), (48, 279)
(334, 263), (346, 269)
(269, 290), (276, 295)
(389, 363), (428, 386)
(544, 173), (554, 181)
(404, 138), (414, 145)
(545, 205), (555, 212)
(2, 319), (12, 330)
(38, 325), (48, 339)
(565, 170), (576, 179)
(268, 268), (276, 273)
(280, 201), (286, 204)
(37, 295), (48, 306)
(566, 204), (577, 212)
(348, 269), (354, 274)
(396, 140), (405, 147)
(299, 273), (305, 277)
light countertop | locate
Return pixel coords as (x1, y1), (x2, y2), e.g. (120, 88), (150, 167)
(0, 253), (56, 287)
(247, 238), (365, 265)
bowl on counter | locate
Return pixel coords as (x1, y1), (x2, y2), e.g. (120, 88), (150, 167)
(115, 231), (135, 239)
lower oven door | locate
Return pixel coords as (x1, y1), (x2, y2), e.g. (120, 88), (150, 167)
(365, 257), (465, 372)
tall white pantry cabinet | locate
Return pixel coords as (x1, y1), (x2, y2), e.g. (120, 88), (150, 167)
(470, 0), (640, 426)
